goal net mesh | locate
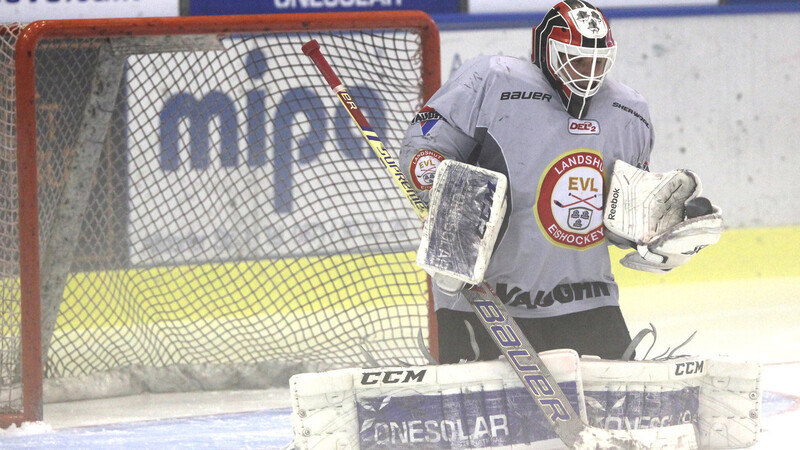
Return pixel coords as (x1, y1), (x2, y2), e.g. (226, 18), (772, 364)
(0, 17), (436, 412)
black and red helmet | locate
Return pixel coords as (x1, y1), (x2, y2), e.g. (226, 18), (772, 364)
(532, 1), (616, 119)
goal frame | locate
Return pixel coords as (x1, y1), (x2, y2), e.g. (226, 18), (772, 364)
(9, 11), (440, 426)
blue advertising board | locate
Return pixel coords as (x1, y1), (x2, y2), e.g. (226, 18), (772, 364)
(188, 0), (460, 16)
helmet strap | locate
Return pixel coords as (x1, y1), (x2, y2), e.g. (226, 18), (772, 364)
(566, 94), (591, 119)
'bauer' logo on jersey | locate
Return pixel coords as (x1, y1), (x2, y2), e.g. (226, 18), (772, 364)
(535, 149), (605, 250)
(500, 91), (553, 102)
(568, 118), (600, 135)
(409, 149), (445, 190)
(411, 106), (444, 136)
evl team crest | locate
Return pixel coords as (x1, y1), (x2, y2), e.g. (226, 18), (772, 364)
(411, 106), (444, 135)
(568, 207), (593, 230)
(535, 149), (605, 250)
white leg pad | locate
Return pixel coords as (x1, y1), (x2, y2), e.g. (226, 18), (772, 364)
(290, 369), (358, 450)
(697, 358), (762, 449)
(289, 354), (761, 449)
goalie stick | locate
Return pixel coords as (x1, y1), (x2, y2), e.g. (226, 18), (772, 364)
(301, 39), (640, 448)
(301, 40), (428, 220)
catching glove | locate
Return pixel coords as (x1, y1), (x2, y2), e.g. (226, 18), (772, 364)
(604, 161), (723, 273)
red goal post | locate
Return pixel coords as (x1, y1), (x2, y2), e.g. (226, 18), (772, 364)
(1, 11), (439, 426)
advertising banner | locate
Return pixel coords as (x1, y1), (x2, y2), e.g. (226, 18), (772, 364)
(0, 0), (179, 22)
(125, 33), (419, 266)
(188, 0), (460, 16)
(468, 0), (716, 13)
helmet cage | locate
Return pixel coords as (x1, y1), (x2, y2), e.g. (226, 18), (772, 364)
(532, 1), (616, 118)
(548, 39), (616, 98)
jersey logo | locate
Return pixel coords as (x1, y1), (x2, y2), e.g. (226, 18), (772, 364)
(411, 106), (444, 136)
(534, 149), (605, 250)
(568, 118), (600, 135)
(500, 91), (553, 102)
(612, 102), (650, 129)
(569, 7), (608, 39)
(409, 149), (445, 190)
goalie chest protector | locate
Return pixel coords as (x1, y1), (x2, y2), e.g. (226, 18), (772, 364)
(400, 55), (654, 318)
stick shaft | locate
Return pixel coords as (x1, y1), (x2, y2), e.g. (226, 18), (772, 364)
(302, 39), (428, 219)
(463, 283), (585, 447)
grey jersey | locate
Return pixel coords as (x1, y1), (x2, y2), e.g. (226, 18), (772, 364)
(400, 55), (653, 318)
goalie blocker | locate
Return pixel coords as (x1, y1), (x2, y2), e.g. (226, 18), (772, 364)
(416, 160), (508, 293)
(604, 160), (724, 273)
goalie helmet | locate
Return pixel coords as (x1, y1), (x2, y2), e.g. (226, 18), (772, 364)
(532, 1), (616, 119)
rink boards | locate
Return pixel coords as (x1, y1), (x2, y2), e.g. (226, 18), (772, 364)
(2, 225), (796, 330)
(48, 250), (425, 330)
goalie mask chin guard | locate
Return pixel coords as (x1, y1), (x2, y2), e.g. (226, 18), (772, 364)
(532, 1), (616, 119)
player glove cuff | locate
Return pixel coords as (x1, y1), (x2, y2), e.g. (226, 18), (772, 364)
(619, 210), (723, 273)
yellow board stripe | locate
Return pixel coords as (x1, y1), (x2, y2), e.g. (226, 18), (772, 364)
(611, 225), (800, 286)
(50, 251), (427, 330)
(5, 226), (796, 331)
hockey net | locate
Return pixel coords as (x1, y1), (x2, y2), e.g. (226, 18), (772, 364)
(0, 12), (439, 425)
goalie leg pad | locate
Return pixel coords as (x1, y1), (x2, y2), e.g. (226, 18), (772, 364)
(291, 350), (582, 449)
(417, 159), (507, 288)
(698, 358), (762, 449)
(290, 369), (358, 449)
(290, 353), (761, 449)
(580, 356), (761, 449)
